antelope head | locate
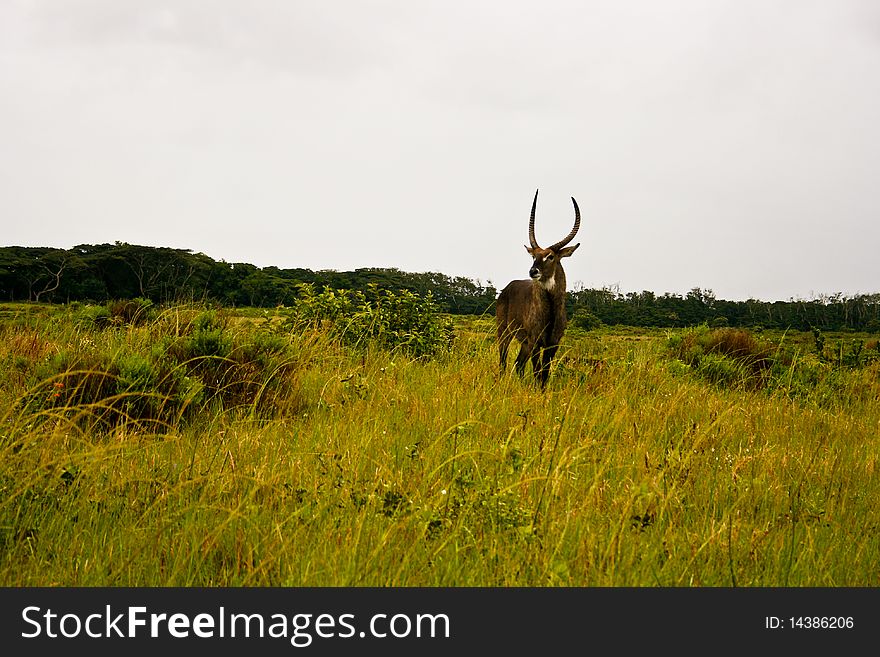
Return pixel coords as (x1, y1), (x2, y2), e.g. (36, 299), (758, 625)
(524, 189), (581, 292)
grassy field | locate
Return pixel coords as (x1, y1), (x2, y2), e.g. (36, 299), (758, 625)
(1, 301), (878, 586)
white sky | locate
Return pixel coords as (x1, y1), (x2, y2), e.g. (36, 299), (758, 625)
(1, 0), (878, 301)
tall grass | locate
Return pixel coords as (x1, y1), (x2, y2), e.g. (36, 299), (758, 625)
(0, 305), (878, 586)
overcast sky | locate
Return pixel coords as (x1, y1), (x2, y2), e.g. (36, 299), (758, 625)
(1, 1), (878, 301)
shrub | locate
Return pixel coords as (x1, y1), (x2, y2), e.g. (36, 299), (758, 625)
(668, 326), (778, 389)
(571, 308), (602, 331)
(76, 304), (112, 328)
(106, 298), (154, 325)
(668, 326), (877, 401)
(115, 353), (158, 393)
(16, 305), (303, 429)
(812, 327), (879, 369)
(696, 353), (747, 387)
(670, 326), (774, 372)
(290, 284), (454, 358)
(188, 327), (232, 358)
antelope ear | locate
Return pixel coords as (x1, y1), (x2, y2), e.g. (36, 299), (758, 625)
(524, 245), (536, 256)
(558, 243), (580, 258)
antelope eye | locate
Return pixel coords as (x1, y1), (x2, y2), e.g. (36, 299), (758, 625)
(546, 254), (555, 261)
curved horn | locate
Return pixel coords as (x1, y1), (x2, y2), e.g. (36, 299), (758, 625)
(528, 189), (540, 249)
(548, 196), (581, 252)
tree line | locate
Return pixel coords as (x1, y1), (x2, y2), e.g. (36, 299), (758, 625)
(569, 286), (880, 333)
(1, 243), (878, 332)
(0, 244), (497, 315)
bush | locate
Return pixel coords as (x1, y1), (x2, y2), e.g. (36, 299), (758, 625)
(668, 326), (778, 389)
(76, 298), (155, 328)
(668, 326), (877, 401)
(106, 298), (154, 325)
(18, 305), (303, 429)
(696, 353), (747, 387)
(290, 284), (454, 358)
(812, 327), (879, 369)
(76, 304), (111, 328)
(669, 326), (774, 371)
(571, 308), (602, 331)
(115, 353), (158, 393)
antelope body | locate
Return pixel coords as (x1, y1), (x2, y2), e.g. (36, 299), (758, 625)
(496, 189), (581, 388)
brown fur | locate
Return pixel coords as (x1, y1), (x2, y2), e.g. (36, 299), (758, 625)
(496, 193), (581, 388)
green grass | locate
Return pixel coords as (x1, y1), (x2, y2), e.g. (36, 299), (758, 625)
(1, 303), (878, 586)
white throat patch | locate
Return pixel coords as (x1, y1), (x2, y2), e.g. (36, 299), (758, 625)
(539, 274), (556, 292)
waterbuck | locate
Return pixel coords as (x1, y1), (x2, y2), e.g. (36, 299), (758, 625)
(496, 189), (581, 388)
